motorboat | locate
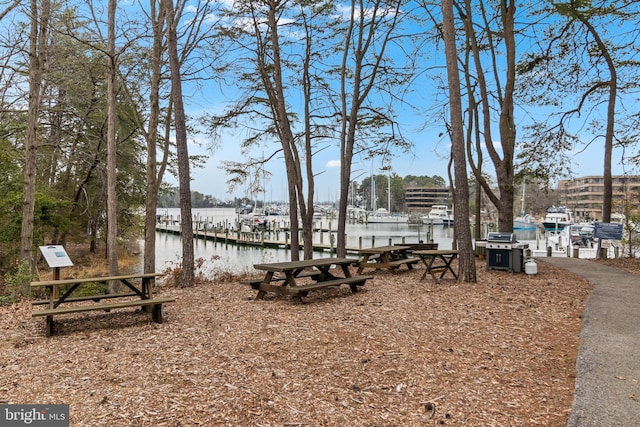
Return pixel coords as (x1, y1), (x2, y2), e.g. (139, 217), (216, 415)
(423, 205), (454, 226)
(541, 206), (574, 231)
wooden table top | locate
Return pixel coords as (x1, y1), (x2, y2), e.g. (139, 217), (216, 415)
(31, 272), (164, 287)
(253, 257), (354, 272)
(358, 245), (411, 254)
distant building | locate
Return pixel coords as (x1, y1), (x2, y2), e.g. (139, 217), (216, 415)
(404, 186), (451, 212)
(557, 175), (640, 221)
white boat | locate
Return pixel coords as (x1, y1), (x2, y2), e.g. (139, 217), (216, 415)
(534, 223), (619, 259)
(541, 206), (574, 231)
(422, 205), (454, 226)
(366, 208), (409, 223)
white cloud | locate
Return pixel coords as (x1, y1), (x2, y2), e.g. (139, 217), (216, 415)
(326, 159), (341, 168)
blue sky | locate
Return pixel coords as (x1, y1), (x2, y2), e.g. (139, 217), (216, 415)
(166, 0), (637, 203)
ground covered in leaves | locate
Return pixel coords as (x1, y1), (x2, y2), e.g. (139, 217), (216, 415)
(1, 258), (598, 426)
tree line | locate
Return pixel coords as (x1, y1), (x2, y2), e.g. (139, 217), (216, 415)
(1, 0), (638, 293)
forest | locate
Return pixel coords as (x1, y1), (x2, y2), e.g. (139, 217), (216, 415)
(1, 0), (638, 290)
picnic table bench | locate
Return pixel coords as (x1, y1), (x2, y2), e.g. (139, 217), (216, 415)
(413, 249), (459, 283)
(31, 273), (174, 336)
(356, 245), (420, 274)
(243, 258), (372, 302)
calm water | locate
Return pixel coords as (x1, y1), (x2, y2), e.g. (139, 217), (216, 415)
(153, 207), (539, 276)
(154, 207), (455, 275)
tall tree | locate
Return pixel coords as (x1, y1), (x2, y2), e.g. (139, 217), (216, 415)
(106, 0), (120, 291)
(164, 0), (194, 285)
(335, 0), (415, 257)
(458, 0), (518, 232)
(21, 0), (51, 279)
(441, 0), (475, 282)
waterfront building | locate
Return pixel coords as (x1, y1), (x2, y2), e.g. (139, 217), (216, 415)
(404, 186), (452, 212)
(557, 175), (640, 221)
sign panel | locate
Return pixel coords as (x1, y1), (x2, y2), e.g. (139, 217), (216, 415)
(38, 245), (74, 268)
(594, 222), (623, 240)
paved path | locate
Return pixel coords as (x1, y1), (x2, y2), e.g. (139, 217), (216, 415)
(536, 257), (640, 427)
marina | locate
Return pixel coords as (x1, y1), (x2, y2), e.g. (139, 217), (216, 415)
(153, 207), (546, 275)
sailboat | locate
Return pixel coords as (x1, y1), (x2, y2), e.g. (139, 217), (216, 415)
(366, 169), (408, 223)
(513, 182), (537, 230)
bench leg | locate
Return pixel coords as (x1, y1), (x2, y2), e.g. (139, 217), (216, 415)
(151, 304), (164, 323)
(45, 315), (54, 337)
(256, 290), (266, 300)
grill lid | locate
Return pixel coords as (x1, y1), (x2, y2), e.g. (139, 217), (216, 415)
(486, 232), (516, 243)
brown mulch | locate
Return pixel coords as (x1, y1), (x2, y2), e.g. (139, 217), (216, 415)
(0, 258), (599, 426)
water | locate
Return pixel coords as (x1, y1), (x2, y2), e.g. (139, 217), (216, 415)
(153, 208), (544, 275)
(154, 207), (456, 274)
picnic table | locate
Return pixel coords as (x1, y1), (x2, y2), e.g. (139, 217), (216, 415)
(244, 257), (372, 302)
(31, 273), (174, 336)
(356, 245), (420, 274)
(413, 249), (459, 283)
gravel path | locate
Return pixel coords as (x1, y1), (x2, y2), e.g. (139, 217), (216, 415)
(537, 257), (640, 427)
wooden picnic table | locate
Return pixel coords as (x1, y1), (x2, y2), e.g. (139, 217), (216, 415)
(31, 273), (174, 336)
(413, 249), (459, 283)
(246, 257), (372, 302)
(356, 245), (420, 274)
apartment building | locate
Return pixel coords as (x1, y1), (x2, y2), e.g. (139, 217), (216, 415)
(557, 175), (640, 221)
(404, 186), (452, 212)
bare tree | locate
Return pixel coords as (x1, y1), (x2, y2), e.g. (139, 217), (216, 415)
(106, 0), (120, 291)
(164, 0), (194, 285)
(517, 2), (639, 222)
(335, 0), (415, 257)
(441, 0), (475, 282)
(454, 0), (518, 233)
(21, 0), (51, 279)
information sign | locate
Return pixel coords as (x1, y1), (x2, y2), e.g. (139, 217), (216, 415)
(594, 222), (623, 240)
(38, 245), (74, 268)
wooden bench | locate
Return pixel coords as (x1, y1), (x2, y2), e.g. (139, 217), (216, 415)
(31, 273), (173, 336)
(32, 297), (175, 337)
(240, 270), (322, 289)
(288, 275), (373, 302)
(31, 292), (139, 306)
(358, 257), (419, 272)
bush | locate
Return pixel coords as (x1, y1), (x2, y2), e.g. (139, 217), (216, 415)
(1, 260), (36, 305)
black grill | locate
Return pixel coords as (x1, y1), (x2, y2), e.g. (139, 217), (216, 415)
(486, 232), (528, 273)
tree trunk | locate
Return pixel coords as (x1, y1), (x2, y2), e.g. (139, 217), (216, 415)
(21, 0), (51, 285)
(164, 0), (195, 285)
(106, 0), (120, 293)
(143, 0), (165, 275)
(442, 0), (476, 282)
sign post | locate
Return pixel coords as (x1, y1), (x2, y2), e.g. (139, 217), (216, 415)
(38, 246), (74, 296)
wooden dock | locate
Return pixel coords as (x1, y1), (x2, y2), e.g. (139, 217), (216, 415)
(156, 224), (365, 254)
